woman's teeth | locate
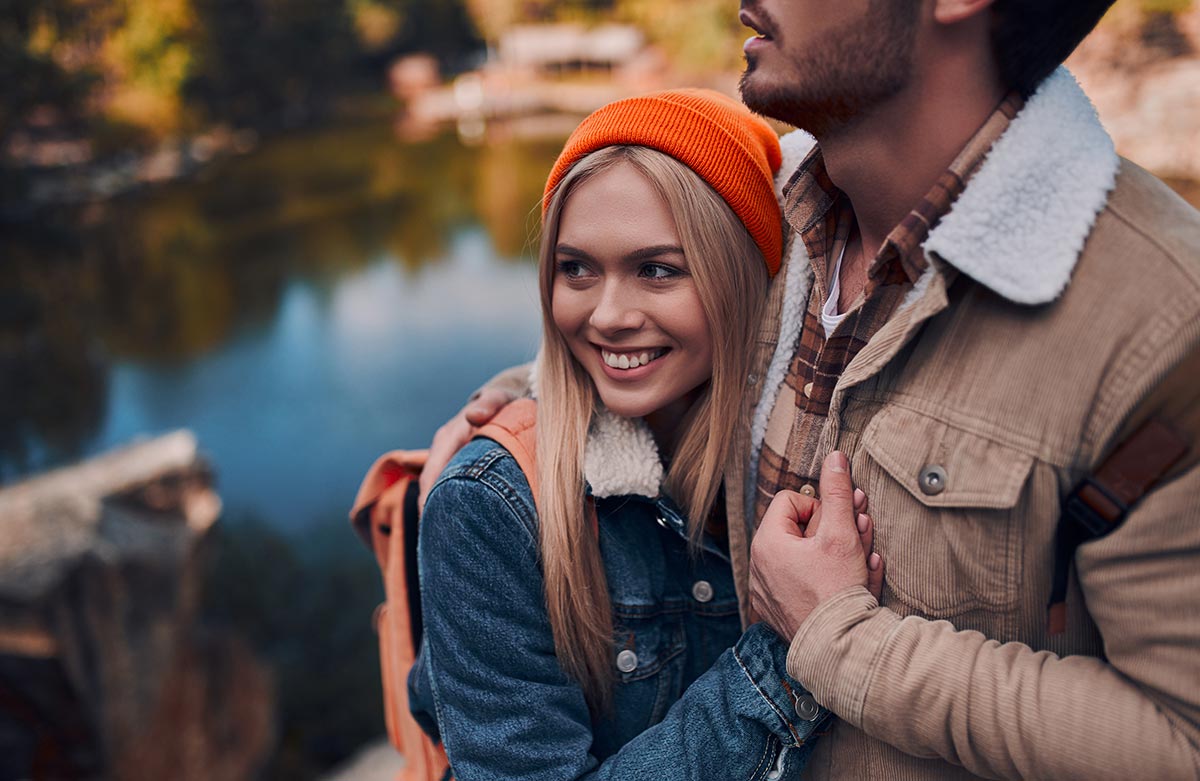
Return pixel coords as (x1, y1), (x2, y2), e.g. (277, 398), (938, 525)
(602, 348), (666, 370)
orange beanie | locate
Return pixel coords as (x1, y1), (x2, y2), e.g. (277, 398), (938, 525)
(544, 89), (784, 277)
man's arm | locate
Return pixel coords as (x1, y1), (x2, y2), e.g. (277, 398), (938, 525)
(755, 457), (1200, 779)
(417, 362), (533, 510)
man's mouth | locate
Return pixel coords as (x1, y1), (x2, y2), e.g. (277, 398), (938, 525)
(600, 347), (669, 370)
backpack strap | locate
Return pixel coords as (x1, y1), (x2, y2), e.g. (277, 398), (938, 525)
(1047, 346), (1200, 634)
(476, 398), (540, 513)
(476, 398), (601, 536)
(350, 449), (428, 572)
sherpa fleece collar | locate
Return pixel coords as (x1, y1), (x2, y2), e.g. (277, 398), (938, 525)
(774, 67), (1119, 307)
(529, 364), (664, 499)
(923, 68), (1119, 304)
(584, 409), (664, 499)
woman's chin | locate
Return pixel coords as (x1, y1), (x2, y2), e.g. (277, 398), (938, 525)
(595, 394), (656, 420)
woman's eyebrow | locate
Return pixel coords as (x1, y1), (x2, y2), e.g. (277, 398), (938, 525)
(554, 244), (685, 261)
(626, 245), (685, 261)
(555, 243), (592, 259)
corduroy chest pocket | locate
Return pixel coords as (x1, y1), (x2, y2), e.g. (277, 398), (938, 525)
(859, 405), (1035, 620)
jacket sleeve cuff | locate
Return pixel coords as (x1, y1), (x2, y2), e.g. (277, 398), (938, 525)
(784, 585), (901, 727)
(734, 622), (833, 747)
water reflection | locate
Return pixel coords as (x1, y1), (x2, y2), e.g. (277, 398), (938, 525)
(2, 123), (564, 504)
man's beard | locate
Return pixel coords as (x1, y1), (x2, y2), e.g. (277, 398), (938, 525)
(740, 3), (919, 137)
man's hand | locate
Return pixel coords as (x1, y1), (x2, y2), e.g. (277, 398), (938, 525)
(750, 450), (884, 641)
(418, 387), (516, 511)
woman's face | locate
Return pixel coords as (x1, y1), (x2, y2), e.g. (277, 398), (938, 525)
(551, 161), (714, 423)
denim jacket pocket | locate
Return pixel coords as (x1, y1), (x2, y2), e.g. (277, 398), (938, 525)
(608, 603), (687, 735)
(861, 405), (1035, 618)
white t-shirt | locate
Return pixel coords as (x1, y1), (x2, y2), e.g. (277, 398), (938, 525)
(821, 240), (851, 339)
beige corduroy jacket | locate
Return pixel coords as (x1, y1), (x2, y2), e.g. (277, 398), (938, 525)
(725, 69), (1200, 780)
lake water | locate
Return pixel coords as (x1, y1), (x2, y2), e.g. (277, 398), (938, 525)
(4, 122), (566, 532)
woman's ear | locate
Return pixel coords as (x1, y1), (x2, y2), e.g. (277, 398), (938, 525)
(933, 0), (996, 26)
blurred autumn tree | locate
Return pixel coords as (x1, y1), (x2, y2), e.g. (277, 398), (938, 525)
(1, 0), (480, 155)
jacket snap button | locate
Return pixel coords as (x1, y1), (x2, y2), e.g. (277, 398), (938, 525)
(691, 580), (714, 603)
(803, 381), (814, 399)
(794, 693), (821, 721)
(799, 484), (817, 498)
(616, 649), (638, 673)
(919, 464), (948, 496)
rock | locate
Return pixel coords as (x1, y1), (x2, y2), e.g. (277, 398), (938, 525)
(0, 432), (274, 781)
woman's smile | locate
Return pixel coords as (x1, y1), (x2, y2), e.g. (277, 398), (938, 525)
(597, 346), (670, 373)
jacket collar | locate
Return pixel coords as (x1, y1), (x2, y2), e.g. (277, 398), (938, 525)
(530, 363), (664, 499)
(774, 67), (1119, 307)
(584, 408), (664, 499)
(923, 68), (1119, 304)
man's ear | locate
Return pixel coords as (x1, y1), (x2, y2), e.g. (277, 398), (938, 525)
(933, 0), (996, 25)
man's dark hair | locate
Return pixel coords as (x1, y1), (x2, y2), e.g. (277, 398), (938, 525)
(991, 0), (1118, 96)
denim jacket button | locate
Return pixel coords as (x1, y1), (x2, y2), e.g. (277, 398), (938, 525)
(794, 693), (821, 721)
(616, 649), (638, 673)
(691, 580), (714, 603)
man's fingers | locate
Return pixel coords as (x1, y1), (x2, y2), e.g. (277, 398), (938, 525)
(762, 490), (818, 534)
(464, 388), (515, 426)
(816, 450), (858, 541)
(866, 552), (885, 602)
(418, 413), (475, 512)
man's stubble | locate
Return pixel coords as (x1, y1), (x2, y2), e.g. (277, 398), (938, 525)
(739, 1), (921, 138)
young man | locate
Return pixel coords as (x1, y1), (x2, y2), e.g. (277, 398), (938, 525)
(729, 1), (1200, 778)
(422, 1), (1200, 777)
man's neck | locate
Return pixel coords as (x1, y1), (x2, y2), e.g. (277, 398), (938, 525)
(819, 53), (1007, 260)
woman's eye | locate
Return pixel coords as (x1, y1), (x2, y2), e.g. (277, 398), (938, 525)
(639, 263), (681, 280)
(556, 260), (590, 278)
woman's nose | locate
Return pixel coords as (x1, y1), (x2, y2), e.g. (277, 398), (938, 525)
(588, 281), (645, 335)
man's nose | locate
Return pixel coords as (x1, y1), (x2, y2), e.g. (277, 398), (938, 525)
(588, 281), (645, 334)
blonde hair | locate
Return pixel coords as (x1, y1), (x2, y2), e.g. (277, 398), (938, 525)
(535, 146), (769, 713)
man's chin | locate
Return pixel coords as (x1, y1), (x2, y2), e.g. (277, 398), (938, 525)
(738, 68), (787, 123)
(739, 73), (808, 130)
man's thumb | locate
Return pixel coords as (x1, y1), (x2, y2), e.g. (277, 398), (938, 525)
(817, 450), (857, 539)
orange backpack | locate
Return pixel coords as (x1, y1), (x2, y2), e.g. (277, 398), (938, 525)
(349, 399), (538, 781)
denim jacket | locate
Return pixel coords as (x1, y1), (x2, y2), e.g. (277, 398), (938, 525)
(409, 410), (831, 781)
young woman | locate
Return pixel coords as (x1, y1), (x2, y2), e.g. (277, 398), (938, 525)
(410, 90), (874, 781)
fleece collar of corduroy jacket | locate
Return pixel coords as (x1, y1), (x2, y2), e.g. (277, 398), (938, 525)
(770, 67), (1120, 311)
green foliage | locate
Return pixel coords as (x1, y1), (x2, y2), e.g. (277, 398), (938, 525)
(1, 0), (482, 157)
(103, 0), (197, 132)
